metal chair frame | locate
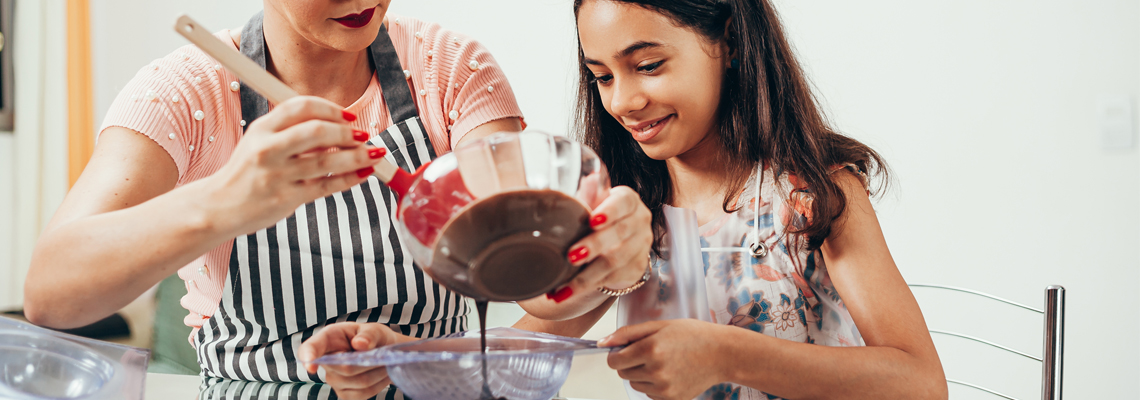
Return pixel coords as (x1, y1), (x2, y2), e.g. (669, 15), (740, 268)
(908, 284), (1064, 400)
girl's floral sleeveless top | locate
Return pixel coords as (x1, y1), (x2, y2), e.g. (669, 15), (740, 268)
(700, 166), (865, 400)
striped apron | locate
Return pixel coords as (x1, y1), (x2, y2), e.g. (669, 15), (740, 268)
(194, 12), (469, 398)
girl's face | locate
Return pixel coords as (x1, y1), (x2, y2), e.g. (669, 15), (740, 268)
(577, 0), (729, 161)
(267, 0), (391, 51)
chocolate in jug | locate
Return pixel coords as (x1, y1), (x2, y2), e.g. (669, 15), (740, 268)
(426, 189), (591, 301)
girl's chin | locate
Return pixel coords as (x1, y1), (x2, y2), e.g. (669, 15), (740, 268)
(636, 143), (674, 161)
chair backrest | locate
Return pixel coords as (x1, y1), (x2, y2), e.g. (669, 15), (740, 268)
(149, 273), (201, 375)
(908, 284), (1064, 400)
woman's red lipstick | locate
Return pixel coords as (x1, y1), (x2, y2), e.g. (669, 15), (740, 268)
(333, 7), (375, 28)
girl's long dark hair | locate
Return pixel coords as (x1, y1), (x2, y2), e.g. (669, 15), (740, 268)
(573, 0), (889, 252)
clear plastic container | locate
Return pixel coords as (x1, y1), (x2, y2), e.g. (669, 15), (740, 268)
(0, 329), (115, 399)
(616, 205), (712, 400)
(314, 327), (612, 400)
(0, 318), (149, 400)
(617, 205), (712, 326)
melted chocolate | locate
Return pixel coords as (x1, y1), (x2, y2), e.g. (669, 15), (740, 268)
(427, 190), (591, 301)
(475, 301), (506, 400)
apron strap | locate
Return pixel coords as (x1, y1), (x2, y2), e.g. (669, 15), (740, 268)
(369, 24), (419, 124)
(238, 11), (269, 131)
(237, 13), (420, 128)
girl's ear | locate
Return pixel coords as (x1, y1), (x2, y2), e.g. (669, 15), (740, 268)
(722, 16), (737, 68)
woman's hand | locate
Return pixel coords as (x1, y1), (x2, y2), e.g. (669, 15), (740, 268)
(298, 323), (402, 400)
(203, 96), (385, 237)
(599, 319), (732, 400)
(560, 185), (653, 300)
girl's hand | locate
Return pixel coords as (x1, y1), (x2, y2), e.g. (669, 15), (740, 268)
(556, 185), (653, 301)
(298, 323), (400, 400)
(599, 319), (731, 400)
(203, 96), (385, 236)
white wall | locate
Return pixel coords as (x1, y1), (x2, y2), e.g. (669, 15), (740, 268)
(56, 0), (1140, 398)
(775, 1), (1138, 399)
(0, 0), (69, 310)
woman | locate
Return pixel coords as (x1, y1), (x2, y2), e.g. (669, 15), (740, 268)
(24, 1), (652, 398)
(535, 0), (949, 399)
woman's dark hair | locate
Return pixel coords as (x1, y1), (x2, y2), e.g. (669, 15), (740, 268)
(573, 0), (889, 252)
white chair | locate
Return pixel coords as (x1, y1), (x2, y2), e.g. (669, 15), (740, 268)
(908, 284), (1064, 400)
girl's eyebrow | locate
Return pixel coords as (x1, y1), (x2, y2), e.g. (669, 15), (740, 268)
(584, 41), (664, 66)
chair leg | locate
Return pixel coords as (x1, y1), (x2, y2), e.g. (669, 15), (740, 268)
(1041, 286), (1064, 400)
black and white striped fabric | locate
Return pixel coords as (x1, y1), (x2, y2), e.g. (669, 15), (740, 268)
(199, 377), (413, 400)
(194, 12), (469, 397)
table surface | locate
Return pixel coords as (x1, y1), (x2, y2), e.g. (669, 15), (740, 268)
(146, 373), (199, 399)
(144, 373), (603, 400)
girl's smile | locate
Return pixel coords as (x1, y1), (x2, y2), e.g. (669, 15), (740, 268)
(626, 114), (674, 143)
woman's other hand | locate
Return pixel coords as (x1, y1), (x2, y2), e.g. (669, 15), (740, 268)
(298, 322), (401, 400)
(599, 319), (731, 400)
(204, 96), (384, 237)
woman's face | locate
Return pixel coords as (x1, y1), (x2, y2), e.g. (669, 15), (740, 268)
(267, 0), (391, 51)
(577, 0), (729, 161)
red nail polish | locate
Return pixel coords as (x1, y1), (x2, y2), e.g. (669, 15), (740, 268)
(356, 166), (375, 178)
(343, 110), (358, 122)
(368, 148), (386, 159)
(590, 214), (607, 228)
(353, 130), (369, 142)
(568, 246), (589, 263)
(551, 286), (574, 303)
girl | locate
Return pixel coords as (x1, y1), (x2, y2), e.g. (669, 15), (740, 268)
(24, 1), (651, 398)
(559, 0), (948, 398)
